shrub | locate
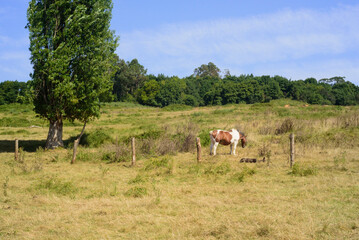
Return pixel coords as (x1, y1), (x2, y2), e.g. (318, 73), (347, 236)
(198, 129), (211, 147)
(275, 118), (294, 135)
(81, 129), (113, 147)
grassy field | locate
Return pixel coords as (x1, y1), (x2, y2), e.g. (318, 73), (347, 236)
(0, 100), (358, 239)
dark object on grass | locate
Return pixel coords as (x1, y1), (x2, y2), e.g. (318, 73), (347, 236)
(240, 157), (266, 163)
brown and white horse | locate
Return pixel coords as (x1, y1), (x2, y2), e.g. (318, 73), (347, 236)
(209, 129), (247, 156)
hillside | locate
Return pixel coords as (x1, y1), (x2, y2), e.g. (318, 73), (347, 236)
(0, 100), (358, 239)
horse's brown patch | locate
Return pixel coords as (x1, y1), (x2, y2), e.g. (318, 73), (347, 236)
(211, 130), (232, 145)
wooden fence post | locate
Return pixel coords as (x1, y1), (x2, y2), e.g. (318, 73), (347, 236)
(289, 133), (295, 168)
(131, 137), (136, 166)
(196, 137), (201, 163)
(15, 139), (19, 161)
(71, 139), (79, 164)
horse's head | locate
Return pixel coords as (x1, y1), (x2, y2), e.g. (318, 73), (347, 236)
(239, 132), (247, 148)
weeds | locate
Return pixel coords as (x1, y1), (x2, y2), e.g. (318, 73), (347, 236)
(99, 165), (110, 177)
(275, 118), (294, 135)
(229, 166), (256, 183)
(290, 163), (317, 176)
(333, 151), (347, 171)
(124, 186), (148, 198)
(205, 162), (231, 175)
(3, 176), (9, 197)
(36, 177), (78, 196)
(128, 174), (147, 184)
(14, 148), (43, 173)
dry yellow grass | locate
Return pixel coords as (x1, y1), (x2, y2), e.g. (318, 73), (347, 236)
(0, 100), (359, 239)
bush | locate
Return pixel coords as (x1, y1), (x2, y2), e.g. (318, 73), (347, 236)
(198, 129), (211, 147)
(275, 118), (294, 135)
(81, 129), (113, 147)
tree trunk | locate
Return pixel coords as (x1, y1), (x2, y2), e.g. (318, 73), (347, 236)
(46, 119), (64, 149)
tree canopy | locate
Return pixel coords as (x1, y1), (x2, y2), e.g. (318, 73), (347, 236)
(27, 0), (118, 148)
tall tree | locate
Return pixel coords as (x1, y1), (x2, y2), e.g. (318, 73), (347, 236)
(193, 62), (221, 78)
(27, 0), (118, 149)
(112, 58), (147, 101)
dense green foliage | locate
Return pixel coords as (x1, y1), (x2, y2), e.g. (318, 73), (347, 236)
(2, 62), (359, 107)
(27, 0), (118, 122)
(0, 81), (30, 105)
(114, 61), (359, 107)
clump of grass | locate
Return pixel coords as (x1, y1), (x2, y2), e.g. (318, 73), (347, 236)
(275, 118), (294, 135)
(229, 166), (256, 183)
(14, 148), (43, 174)
(333, 151), (347, 171)
(144, 156), (170, 171)
(36, 177), (78, 196)
(81, 129), (113, 147)
(212, 108), (235, 115)
(76, 151), (93, 162)
(290, 163), (317, 176)
(205, 162), (231, 175)
(256, 226), (270, 237)
(124, 186), (148, 198)
(128, 174), (147, 184)
(3, 176), (9, 198)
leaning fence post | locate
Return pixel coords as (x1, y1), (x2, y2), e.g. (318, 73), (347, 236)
(131, 137), (136, 166)
(196, 137), (201, 163)
(15, 139), (19, 161)
(289, 133), (295, 168)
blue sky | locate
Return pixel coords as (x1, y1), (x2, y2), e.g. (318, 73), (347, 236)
(1, 0), (359, 85)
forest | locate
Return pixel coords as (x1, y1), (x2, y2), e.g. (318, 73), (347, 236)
(1, 59), (359, 107)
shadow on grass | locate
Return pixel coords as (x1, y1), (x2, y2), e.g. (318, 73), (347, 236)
(0, 138), (77, 153)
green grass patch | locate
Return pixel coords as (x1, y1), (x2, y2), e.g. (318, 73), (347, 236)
(35, 177), (78, 196)
(229, 166), (256, 183)
(290, 163), (317, 176)
(162, 104), (193, 111)
(124, 186), (148, 198)
(81, 129), (113, 147)
(205, 162), (231, 175)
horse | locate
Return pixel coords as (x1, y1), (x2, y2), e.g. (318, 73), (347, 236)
(209, 129), (247, 156)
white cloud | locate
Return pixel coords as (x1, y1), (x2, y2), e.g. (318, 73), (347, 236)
(117, 5), (359, 84)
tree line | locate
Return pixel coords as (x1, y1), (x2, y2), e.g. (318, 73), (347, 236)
(2, 60), (359, 107)
(111, 60), (359, 107)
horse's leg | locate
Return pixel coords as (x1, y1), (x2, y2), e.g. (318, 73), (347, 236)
(210, 141), (213, 155)
(233, 141), (238, 155)
(213, 142), (219, 156)
(230, 143), (233, 155)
